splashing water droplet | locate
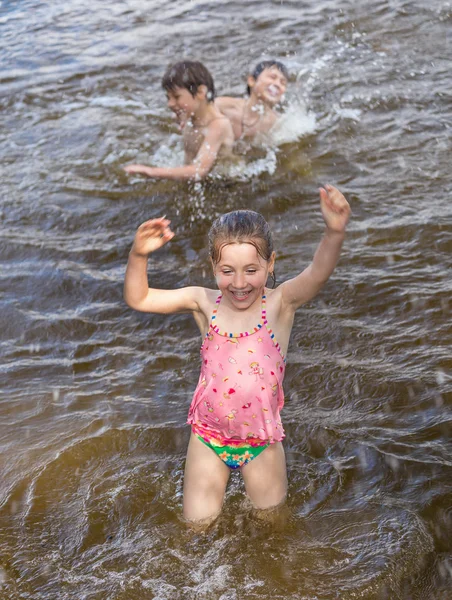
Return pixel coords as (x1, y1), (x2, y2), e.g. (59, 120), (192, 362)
(385, 454), (400, 471)
(435, 370), (446, 385)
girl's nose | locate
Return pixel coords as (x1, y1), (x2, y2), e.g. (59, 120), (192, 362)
(233, 273), (246, 288)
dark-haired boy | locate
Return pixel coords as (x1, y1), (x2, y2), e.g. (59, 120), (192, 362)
(124, 61), (234, 181)
(215, 60), (288, 141)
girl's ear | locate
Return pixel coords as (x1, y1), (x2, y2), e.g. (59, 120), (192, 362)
(268, 251), (276, 273)
(268, 252), (277, 288)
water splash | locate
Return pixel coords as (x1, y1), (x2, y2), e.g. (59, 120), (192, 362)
(268, 102), (317, 145)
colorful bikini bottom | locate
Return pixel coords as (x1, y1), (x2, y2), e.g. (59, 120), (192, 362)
(192, 425), (270, 469)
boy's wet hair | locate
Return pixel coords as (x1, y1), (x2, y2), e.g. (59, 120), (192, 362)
(246, 59), (289, 96)
(209, 210), (276, 286)
(162, 61), (215, 102)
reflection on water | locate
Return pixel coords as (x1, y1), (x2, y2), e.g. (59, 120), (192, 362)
(0, 0), (451, 598)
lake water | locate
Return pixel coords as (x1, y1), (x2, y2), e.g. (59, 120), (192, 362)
(0, 0), (451, 598)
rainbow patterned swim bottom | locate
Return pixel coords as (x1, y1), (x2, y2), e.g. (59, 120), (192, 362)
(193, 425), (270, 469)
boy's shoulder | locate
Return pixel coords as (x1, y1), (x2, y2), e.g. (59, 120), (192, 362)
(215, 96), (245, 115)
(206, 110), (235, 147)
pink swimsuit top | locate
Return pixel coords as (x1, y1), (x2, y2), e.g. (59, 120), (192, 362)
(187, 293), (286, 443)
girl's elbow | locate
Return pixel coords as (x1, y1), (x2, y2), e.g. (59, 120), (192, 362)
(124, 295), (135, 310)
(124, 291), (142, 311)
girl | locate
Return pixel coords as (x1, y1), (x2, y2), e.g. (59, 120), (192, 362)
(124, 185), (351, 524)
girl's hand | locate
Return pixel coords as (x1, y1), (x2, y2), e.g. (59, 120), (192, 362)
(319, 184), (351, 233)
(131, 218), (175, 257)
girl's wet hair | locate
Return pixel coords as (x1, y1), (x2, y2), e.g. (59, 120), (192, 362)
(246, 59), (289, 96)
(162, 60), (215, 101)
(208, 210), (276, 286)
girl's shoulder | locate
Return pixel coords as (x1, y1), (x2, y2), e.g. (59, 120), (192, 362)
(264, 285), (283, 305)
(193, 286), (220, 315)
(264, 284), (294, 319)
(191, 287), (220, 338)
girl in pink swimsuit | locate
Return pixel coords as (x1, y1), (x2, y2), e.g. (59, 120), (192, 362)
(124, 185), (350, 525)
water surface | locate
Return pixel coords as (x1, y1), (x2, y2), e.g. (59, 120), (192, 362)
(0, 0), (451, 598)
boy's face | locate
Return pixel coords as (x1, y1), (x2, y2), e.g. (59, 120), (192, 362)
(248, 66), (287, 106)
(166, 86), (201, 122)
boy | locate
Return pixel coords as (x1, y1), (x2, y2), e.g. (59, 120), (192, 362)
(124, 61), (234, 181)
(215, 60), (289, 141)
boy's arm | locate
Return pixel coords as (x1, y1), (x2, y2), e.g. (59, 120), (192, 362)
(124, 120), (231, 182)
(124, 217), (203, 314)
(280, 185), (351, 311)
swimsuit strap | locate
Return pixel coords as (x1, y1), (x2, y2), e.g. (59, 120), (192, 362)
(261, 293), (268, 325)
(210, 293), (223, 327)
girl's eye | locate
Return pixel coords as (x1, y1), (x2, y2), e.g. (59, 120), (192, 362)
(246, 269), (257, 274)
(222, 270), (232, 275)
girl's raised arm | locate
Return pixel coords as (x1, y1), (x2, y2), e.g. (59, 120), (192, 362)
(124, 217), (202, 314)
(280, 185), (351, 311)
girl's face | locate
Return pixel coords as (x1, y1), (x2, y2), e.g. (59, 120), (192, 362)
(213, 242), (275, 310)
(248, 66), (287, 106)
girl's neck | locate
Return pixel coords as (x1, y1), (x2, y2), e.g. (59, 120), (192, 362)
(214, 290), (265, 331)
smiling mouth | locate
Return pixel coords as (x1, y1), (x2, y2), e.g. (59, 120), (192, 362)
(231, 290), (251, 300)
(267, 84), (281, 98)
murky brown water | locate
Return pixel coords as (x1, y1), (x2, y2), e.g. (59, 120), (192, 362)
(1, 0), (451, 598)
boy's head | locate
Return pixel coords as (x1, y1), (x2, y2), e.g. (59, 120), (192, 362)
(162, 61), (215, 102)
(246, 60), (289, 105)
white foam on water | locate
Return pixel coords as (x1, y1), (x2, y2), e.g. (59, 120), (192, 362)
(268, 102), (317, 145)
(218, 149), (278, 181)
(151, 134), (185, 167)
(91, 96), (146, 110)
